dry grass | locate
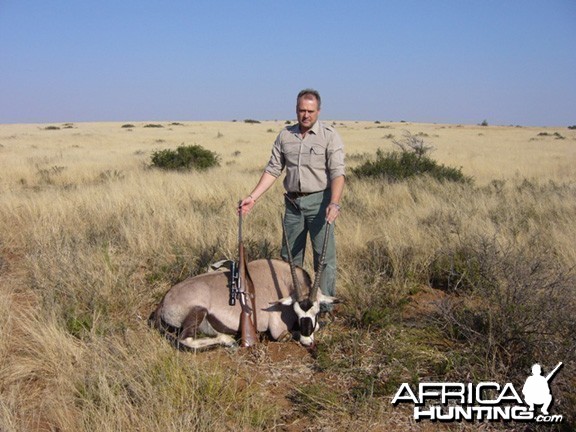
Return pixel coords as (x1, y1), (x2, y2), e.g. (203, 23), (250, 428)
(1, 120), (575, 431)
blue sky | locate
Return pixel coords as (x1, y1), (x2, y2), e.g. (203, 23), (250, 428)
(1, 1), (574, 126)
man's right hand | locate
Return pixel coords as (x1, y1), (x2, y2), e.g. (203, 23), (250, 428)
(238, 196), (256, 215)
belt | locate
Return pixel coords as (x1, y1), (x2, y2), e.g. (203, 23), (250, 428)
(285, 190), (323, 199)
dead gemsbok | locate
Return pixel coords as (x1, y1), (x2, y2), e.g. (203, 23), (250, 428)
(149, 220), (338, 350)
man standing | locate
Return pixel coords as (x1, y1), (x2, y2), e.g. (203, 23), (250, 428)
(239, 89), (345, 309)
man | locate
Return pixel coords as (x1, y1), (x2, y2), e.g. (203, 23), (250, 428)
(522, 364), (553, 415)
(239, 89), (345, 309)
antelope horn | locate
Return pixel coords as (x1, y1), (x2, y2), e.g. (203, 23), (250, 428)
(281, 216), (304, 301)
(310, 223), (331, 301)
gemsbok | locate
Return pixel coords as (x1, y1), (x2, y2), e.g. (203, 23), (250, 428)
(149, 225), (338, 350)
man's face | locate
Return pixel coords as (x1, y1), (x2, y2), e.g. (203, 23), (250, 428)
(296, 97), (320, 133)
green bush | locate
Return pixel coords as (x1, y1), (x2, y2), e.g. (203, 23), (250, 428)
(352, 148), (471, 183)
(352, 131), (471, 184)
(151, 144), (220, 171)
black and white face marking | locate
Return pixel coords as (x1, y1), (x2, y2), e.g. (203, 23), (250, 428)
(293, 299), (321, 345)
(299, 316), (316, 337)
(277, 292), (338, 346)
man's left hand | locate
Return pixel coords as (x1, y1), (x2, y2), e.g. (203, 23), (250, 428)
(326, 203), (341, 224)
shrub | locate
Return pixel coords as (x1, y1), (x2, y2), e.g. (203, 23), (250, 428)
(36, 165), (67, 184)
(429, 244), (482, 292)
(150, 144), (220, 171)
(432, 234), (576, 379)
(352, 132), (472, 184)
(538, 132), (565, 139)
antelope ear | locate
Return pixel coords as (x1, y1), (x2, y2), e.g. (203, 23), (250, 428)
(318, 293), (340, 304)
(271, 296), (296, 306)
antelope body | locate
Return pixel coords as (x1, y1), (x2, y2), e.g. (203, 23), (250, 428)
(150, 258), (337, 349)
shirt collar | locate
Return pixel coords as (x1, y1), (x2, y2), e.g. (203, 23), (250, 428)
(308, 121), (320, 135)
(290, 120), (320, 136)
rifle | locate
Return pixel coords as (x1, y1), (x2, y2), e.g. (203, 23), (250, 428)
(237, 201), (258, 347)
(545, 362), (563, 382)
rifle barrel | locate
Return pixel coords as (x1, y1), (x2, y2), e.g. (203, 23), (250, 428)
(545, 362), (563, 382)
(238, 200), (243, 245)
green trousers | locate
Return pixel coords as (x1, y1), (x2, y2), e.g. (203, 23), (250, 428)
(281, 189), (337, 303)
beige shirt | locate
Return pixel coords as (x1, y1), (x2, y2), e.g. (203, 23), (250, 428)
(264, 121), (346, 193)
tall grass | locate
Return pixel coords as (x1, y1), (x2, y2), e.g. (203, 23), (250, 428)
(1, 121), (575, 430)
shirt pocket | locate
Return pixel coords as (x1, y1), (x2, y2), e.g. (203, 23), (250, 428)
(307, 144), (326, 169)
(281, 142), (301, 167)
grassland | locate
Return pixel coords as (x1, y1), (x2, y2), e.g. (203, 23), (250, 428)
(1, 120), (575, 431)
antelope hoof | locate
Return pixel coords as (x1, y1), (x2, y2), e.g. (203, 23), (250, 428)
(277, 330), (293, 343)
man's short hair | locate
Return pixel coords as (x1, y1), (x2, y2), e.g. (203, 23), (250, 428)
(297, 89), (321, 110)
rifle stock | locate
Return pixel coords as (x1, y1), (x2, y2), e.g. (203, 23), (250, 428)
(240, 310), (258, 347)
